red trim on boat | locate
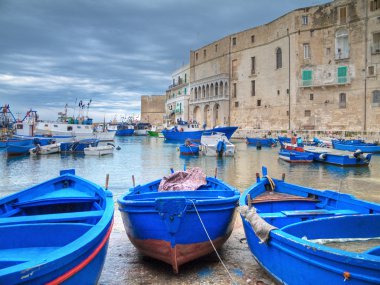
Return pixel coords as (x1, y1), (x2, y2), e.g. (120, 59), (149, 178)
(46, 219), (113, 285)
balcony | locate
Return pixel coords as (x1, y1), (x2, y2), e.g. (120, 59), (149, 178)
(371, 44), (380, 55)
(335, 52), (349, 60)
(167, 79), (188, 91)
(300, 76), (350, 88)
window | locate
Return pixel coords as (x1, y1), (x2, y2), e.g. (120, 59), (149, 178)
(67, 126), (73, 131)
(337, 66), (348, 83)
(184, 88), (187, 95)
(305, 110), (311, 117)
(232, 83), (237, 98)
(257, 100), (261, 107)
(203, 49), (206, 58)
(368, 66), (376, 77)
(185, 73), (187, 83)
(251, 56), (256, 74)
(335, 28), (349, 59)
(215, 83), (218, 96)
(286, 110), (289, 116)
(373, 32), (380, 54)
(251, 35), (255, 43)
(215, 44), (218, 52)
(373, 90), (380, 105)
(251, 80), (255, 96)
(53, 124), (58, 127)
(302, 70), (313, 86)
(276, 48), (282, 69)
(235, 101), (239, 107)
(326, 47), (331, 56)
(310, 93), (314, 100)
(339, 93), (346, 108)
(17, 124), (23, 129)
(370, 0), (379, 11)
(303, 43), (310, 59)
(277, 90), (280, 95)
(302, 15), (308, 25)
(195, 53), (198, 60)
(232, 37), (236, 46)
(232, 59), (238, 79)
(339, 7), (347, 24)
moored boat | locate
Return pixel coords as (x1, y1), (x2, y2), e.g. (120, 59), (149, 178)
(29, 143), (61, 155)
(246, 137), (277, 147)
(239, 167), (380, 285)
(200, 132), (235, 157)
(115, 123), (134, 136)
(84, 144), (114, 156)
(278, 148), (314, 163)
(118, 167), (239, 273)
(332, 139), (380, 153)
(179, 140), (199, 155)
(6, 139), (35, 156)
(60, 138), (99, 153)
(0, 169), (114, 284)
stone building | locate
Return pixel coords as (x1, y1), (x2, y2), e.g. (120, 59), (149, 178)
(187, 0), (380, 131)
(165, 64), (190, 124)
(140, 95), (166, 126)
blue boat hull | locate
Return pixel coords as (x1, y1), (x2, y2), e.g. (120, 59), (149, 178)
(239, 168), (380, 285)
(118, 177), (239, 273)
(278, 149), (313, 163)
(0, 169), (114, 285)
(332, 140), (380, 153)
(246, 137), (277, 147)
(60, 139), (99, 153)
(162, 126), (238, 142)
(5, 139), (35, 156)
(179, 144), (199, 155)
(115, 129), (134, 136)
(307, 151), (372, 166)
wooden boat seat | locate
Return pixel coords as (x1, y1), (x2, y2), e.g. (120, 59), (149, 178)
(260, 209), (358, 219)
(0, 210), (104, 226)
(251, 192), (319, 204)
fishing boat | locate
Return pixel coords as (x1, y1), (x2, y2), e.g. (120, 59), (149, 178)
(0, 169), (114, 284)
(115, 123), (134, 136)
(147, 125), (163, 137)
(304, 145), (372, 166)
(84, 144), (114, 156)
(60, 138), (99, 153)
(332, 139), (380, 153)
(246, 137), (277, 147)
(278, 148), (313, 163)
(29, 143), (61, 155)
(200, 132), (235, 157)
(179, 140), (199, 155)
(6, 139), (36, 156)
(134, 122), (151, 136)
(118, 167), (239, 273)
(162, 120), (238, 142)
(239, 167), (380, 285)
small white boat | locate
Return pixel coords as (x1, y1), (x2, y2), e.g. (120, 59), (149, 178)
(29, 143), (61, 155)
(84, 145), (114, 156)
(200, 132), (235, 157)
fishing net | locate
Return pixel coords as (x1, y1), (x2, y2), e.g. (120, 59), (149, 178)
(158, 167), (207, 191)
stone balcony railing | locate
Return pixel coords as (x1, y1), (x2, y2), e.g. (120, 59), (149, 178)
(190, 94), (229, 104)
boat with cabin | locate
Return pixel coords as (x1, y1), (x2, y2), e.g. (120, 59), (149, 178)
(239, 166), (380, 285)
(200, 132), (235, 157)
(0, 169), (114, 284)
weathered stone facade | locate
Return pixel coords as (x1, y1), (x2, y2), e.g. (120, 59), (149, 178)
(188, 0), (380, 131)
(140, 95), (166, 125)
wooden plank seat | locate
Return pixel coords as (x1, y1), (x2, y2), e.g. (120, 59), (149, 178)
(251, 192), (319, 204)
(260, 209), (358, 219)
(0, 210), (104, 226)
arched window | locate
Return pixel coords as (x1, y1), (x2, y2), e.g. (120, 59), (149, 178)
(224, 82), (228, 96)
(220, 81), (224, 97)
(276, 48), (282, 69)
(335, 28), (349, 59)
(215, 83), (219, 96)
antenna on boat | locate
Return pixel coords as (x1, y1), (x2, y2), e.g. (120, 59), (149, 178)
(132, 175), (135, 187)
(105, 174), (109, 190)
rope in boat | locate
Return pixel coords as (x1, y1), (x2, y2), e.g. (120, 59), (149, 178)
(190, 200), (237, 285)
(265, 175), (276, 191)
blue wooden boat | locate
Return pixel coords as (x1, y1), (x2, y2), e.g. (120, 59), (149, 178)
(278, 148), (313, 163)
(179, 142), (199, 155)
(332, 140), (380, 153)
(240, 167), (380, 285)
(305, 146), (372, 166)
(118, 170), (239, 273)
(0, 169), (114, 285)
(246, 137), (277, 147)
(115, 123), (134, 136)
(6, 139), (35, 156)
(60, 138), (99, 153)
(162, 126), (238, 142)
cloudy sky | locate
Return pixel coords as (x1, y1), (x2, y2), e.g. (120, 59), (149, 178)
(0, 0), (331, 122)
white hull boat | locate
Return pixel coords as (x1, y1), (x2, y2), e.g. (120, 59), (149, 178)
(94, 131), (115, 141)
(84, 145), (114, 156)
(29, 143), (61, 155)
(200, 132), (235, 157)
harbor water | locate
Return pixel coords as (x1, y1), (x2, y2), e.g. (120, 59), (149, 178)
(1, 136), (380, 284)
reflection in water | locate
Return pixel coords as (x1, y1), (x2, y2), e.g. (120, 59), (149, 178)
(0, 137), (380, 203)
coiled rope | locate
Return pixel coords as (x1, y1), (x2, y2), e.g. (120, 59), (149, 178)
(190, 200), (237, 285)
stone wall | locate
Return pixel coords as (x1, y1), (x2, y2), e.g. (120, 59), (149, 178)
(140, 95), (166, 125)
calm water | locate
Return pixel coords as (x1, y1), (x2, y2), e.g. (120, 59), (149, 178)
(1, 136), (380, 203)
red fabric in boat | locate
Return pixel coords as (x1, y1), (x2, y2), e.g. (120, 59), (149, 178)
(158, 167), (207, 191)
